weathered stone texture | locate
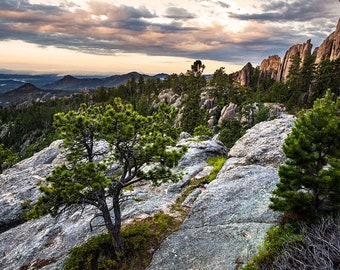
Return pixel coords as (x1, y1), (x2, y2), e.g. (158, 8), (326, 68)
(148, 115), (295, 270)
(0, 136), (227, 270)
(277, 39), (313, 82)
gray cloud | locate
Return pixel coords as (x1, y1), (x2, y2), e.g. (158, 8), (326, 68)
(0, 0), (338, 68)
(165, 7), (195, 20)
(217, 1), (230, 8)
(230, 0), (338, 22)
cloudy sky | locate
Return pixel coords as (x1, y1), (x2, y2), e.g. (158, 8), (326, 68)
(0, 0), (339, 75)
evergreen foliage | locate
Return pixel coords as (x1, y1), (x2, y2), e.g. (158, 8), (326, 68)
(313, 58), (340, 100)
(0, 143), (17, 173)
(193, 124), (213, 138)
(180, 61), (207, 133)
(1, 57), (338, 160)
(26, 98), (186, 253)
(181, 90), (206, 133)
(217, 119), (245, 148)
(270, 90), (340, 218)
(0, 95), (86, 157)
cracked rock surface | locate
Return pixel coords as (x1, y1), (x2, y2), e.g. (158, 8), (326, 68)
(148, 115), (294, 270)
(0, 136), (226, 270)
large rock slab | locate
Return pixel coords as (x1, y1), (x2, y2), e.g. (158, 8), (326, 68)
(0, 137), (226, 269)
(0, 140), (63, 232)
(148, 115), (295, 270)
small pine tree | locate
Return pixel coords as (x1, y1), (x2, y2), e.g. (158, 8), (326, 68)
(270, 90), (340, 219)
(27, 99), (186, 253)
(0, 144), (16, 173)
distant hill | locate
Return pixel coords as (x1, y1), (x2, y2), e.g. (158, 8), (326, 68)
(43, 72), (166, 91)
(0, 74), (61, 94)
(0, 72), (169, 94)
(0, 83), (72, 107)
(153, 73), (169, 80)
(43, 75), (102, 91)
(0, 72), (170, 107)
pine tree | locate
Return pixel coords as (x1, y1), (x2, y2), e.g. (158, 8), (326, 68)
(270, 90), (340, 219)
(27, 98), (185, 253)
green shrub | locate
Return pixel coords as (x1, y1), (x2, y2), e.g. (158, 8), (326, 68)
(64, 234), (114, 270)
(253, 105), (270, 124)
(64, 212), (181, 270)
(193, 125), (213, 138)
(218, 119), (245, 148)
(205, 156), (226, 183)
(242, 224), (303, 269)
(243, 215), (339, 270)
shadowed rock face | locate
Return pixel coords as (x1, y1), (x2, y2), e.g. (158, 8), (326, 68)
(147, 115), (295, 270)
(0, 136), (227, 270)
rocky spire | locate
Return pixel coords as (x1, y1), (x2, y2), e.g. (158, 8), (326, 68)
(236, 62), (253, 86)
(313, 18), (340, 64)
(277, 39), (313, 82)
(259, 54), (281, 79)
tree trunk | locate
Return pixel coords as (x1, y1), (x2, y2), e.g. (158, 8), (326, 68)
(101, 200), (123, 253)
(112, 197), (123, 252)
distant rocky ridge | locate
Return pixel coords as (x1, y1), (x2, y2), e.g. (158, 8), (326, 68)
(259, 54), (281, 80)
(277, 39), (313, 82)
(0, 114), (294, 269)
(236, 62), (253, 86)
(1, 19), (339, 105)
(239, 18), (340, 85)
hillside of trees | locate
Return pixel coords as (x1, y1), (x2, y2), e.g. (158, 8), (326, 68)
(0, 58), (339, 269)
(0, 57), (339, 171)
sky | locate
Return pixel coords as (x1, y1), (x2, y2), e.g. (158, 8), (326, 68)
(0, 0), (339, 75)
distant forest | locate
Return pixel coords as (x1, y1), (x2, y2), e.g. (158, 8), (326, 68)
(0, 57), (339, 170)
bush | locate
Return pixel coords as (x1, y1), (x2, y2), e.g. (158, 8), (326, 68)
(193, 125), (213, 138)
(243, 215), (340, 270)
(242, 224), (302, 269)
(218, 119), (245, 148)
(64, 212), (181, 270)
(270, 215), (340, 270)
(63, 234), (115, 270)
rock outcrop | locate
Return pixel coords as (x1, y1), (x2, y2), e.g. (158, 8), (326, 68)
(218, 102), (238, 125)
(313, 18), (340, 64)
(259, 55), (281, 79)
(277, 39), (313, 82)
(199, 91), (216, 110)
(236, 62), (253, 86)
(148, 115), (295, 270)
(157, 89), (181, 108)
(0, 136), (227, 270)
